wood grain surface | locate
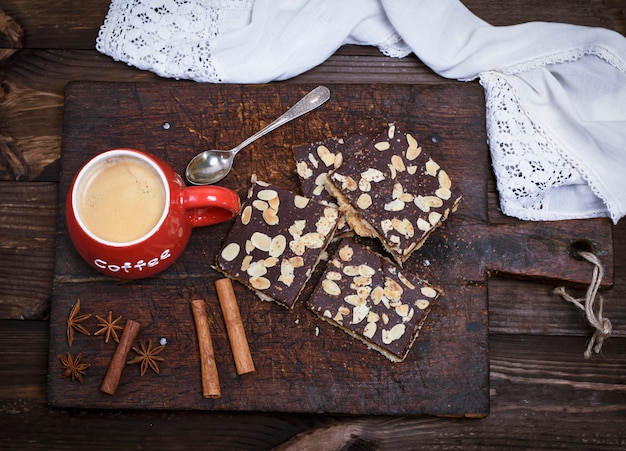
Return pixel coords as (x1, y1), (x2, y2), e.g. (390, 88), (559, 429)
(49, 82), (495, 416)
(2, 0), (625, 448)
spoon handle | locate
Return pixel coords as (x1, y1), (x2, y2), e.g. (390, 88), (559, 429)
(231, 86), (331, 155)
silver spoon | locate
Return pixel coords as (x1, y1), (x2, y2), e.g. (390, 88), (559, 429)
(185, 86), (331, 185)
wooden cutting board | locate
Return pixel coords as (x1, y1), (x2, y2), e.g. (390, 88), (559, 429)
(48, 82), (613, 417)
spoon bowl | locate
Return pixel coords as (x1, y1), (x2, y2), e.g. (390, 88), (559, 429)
(186, 86), (331, 185)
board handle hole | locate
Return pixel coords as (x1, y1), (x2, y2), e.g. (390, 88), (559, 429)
(569, 239), (594, 260)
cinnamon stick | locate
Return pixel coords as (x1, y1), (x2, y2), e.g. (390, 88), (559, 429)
(100, 319), (140, 395)
(190, 299), (221, 398)
(215, 278), (255, 375)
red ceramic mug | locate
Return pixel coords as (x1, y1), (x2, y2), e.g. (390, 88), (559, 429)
(66, 148), (241, 279)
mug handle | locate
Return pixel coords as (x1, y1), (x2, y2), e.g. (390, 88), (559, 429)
(181, 186), (241, 227)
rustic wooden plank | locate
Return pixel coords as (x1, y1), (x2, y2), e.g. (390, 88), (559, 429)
(2, 320), (625, 450)
(47, 82), (492, 415)
(0, 182), (56, 319)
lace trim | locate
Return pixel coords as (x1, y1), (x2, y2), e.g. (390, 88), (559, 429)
(96, 0), (253, 83)
(481, 71), (579, 220)
(377, 32), (412, 59)
(501, 43), (626, 78)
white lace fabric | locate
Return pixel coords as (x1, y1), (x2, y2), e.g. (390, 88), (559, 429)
(97, 0), (626, 224)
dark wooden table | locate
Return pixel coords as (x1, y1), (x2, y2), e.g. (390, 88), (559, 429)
(1, 1), (625, 449)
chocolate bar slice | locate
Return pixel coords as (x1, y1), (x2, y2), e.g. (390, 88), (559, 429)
(217, 178), (339, 309)
(307, 238), (440, 362)
(325, 123), (462, 265)
(293, 135), (369, 237)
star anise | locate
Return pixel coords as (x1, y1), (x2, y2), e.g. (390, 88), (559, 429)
(94, 311), (124, 343)
(66, 299), (91, 346)
(127, 340), (165, 376)
(60, 352), (91, 383)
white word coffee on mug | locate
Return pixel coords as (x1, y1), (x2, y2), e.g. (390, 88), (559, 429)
(67, 149), (241, 279)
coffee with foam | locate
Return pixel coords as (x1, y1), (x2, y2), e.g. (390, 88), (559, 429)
(75, 154), (167, 243)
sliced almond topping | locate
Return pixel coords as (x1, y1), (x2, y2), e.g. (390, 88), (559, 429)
(289, 256), (304, 268)
(353, 275), (372, 286)
(407, 165), (418, 175)
(436, 188), (452, 200)
(241, 255), (253, 272)
(424, 195), (444, 208)
(384, 199), (405, 212)
(268, 195), (280, 210)
(367, 311), (380, 323)
(262, 207), (279, 225)
(257, 189), (278, 202)
(382, 323), (406, 344)
(220, 243), (240, 262)
(317, 145), (336, 167)
(263, 257), (278, 268)
(384, 278), (403, 301)
(269, 234), (287, 257)
(334, 152), (343, 169)
(421, 286), (438, 298)
(326, 271), (342, 281)
(343, 265), (360, 277)
(358, 264), (376, 277)
(315, 217), (333, 235)
(414, 195), (430, 213)
(241, 205), (252, 225)
(345, 294), (364, 306)
(323, 207), (338, 222)
(438, 169), (452, 189)
(406, 133), (418, 150)
(374, 141), (390, 151)
(357, 193), (372, 210)
(252, 199), (269, 211)
(300, 232), (324, 248)
(392, 183), (404, 200)
(356, 285), (372, 300)
(388, 163), (397, 180)
(391, 155), (406, 172)
(425, 158), (440, 176)
(417, 217), (431, 232)
(361, 168), (385, 183)
(249, 276), (271, 290)
(288, 220), (306, 237)
(363, 322), (377, 339)
(278, 259), (295, 286)
(416, 299), (430, 310)
(371, 286), (384, 304)
(398, 272), (416, 290)
(388, 124), (396, 139)
(307, 152), (319, 169)
(322, 279), (341, 296)
(294, 195), (310, 209)
(338, 245), (353, 261)
(381, 219), (393, 234)
(250, 231), (272, 252)
(400, 193), (414, 203)
(358, 177), (372, 192)
(342, 175), (358, 191)
(296, 161), (312, 179)
(247, 260), (268, 277)
(395, 304), (410, 318)
(352, 304), (370, 324)
(429, 211), (443, 226)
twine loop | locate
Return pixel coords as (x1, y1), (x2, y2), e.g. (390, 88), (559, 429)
(554, 250), (611, 359)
